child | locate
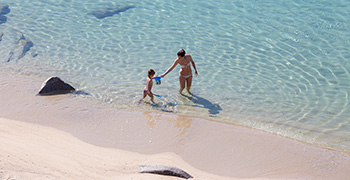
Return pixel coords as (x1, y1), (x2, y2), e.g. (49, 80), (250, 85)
(140, 69), (157, 103)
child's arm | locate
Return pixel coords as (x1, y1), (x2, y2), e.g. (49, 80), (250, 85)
(151, 75), (159, 79)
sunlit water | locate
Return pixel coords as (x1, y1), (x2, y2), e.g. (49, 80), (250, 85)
(1, 0), (350, 151)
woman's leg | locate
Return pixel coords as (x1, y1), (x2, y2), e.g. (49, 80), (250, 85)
(186, 75), (193, 94)
(179, 75), (186, 94)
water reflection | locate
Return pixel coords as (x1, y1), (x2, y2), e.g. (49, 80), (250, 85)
(143, 111), (192, 136)
(168, 114), (192, 136)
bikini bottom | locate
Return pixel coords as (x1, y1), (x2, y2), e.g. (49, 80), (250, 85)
(143, 89), (152, 94)
(179, 73), (192, 79)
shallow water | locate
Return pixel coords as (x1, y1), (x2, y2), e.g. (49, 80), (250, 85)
(1, 0), (350, 151)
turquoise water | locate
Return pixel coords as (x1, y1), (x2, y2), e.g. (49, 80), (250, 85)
(1, 0), (350, 151)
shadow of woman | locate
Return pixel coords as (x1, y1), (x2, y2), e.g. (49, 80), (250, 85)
(183, 94), (222, 116)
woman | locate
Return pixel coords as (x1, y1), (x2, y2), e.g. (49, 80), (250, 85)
(161, 49), (198, 95)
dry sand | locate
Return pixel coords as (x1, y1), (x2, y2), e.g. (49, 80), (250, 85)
(1, 71), (350, 180)
(0, 117), (242, 180)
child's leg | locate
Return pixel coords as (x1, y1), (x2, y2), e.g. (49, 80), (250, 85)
(139, 90), (147, 101)
(147, 92), (154, 102)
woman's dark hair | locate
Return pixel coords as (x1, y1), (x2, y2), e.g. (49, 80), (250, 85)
(148, 69), (155, 76)
(177, 49), (186, 57)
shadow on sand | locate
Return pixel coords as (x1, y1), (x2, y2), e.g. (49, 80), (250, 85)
(183, 94), (222, 116)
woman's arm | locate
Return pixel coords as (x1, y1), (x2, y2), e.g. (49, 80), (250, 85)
(189, 55), (198, 76)
(161, 59), (178, 77)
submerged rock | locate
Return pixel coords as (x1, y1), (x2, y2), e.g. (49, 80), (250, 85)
(0, 4), (10, 24)
(7, 39), (34, 62)
(89, 5), (135, 19)
(6, 34), (34, 62)
(138, 164), (193, 179)
(38, 77), (75, 95)
(20, 39), (34, 57)
(1, 30), (36, 64)
(0, 4), (10, 15)
(0, 15), (7, 24)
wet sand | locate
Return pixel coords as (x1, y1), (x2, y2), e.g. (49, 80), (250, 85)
(1, 71), (350, 179)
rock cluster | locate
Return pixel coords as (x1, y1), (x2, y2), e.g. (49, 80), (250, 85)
(0, 32), (34, 63)
(1, 5), (35, 63)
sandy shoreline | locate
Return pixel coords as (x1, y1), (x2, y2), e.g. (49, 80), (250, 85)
(0, 117), (242, 180)
(1, 71), (350, 179)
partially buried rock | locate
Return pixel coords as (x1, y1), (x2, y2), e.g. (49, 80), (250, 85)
(38, 77), (75, 95)
(139, 164), (193, 179)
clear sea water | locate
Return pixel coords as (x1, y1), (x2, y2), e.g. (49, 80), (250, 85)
(1, 0), (349, 152)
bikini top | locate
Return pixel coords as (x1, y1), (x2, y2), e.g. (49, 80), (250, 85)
(180, 62), (191, 68)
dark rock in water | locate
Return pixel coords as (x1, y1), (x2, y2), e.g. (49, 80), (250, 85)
(38, 77), (75, 95)
(0, 15), (7, 24)
(89, 5), (135, 19)
(0, 4), (10, 15)
(0, 32), (3, 42)
(138, 164), (193, 179)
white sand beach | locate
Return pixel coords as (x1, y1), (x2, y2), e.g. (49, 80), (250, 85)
(0, 117), (243, 180)
(1, 71), (350, 180)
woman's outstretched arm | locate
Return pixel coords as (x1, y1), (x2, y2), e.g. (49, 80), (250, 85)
(161, 59), (178, 77)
